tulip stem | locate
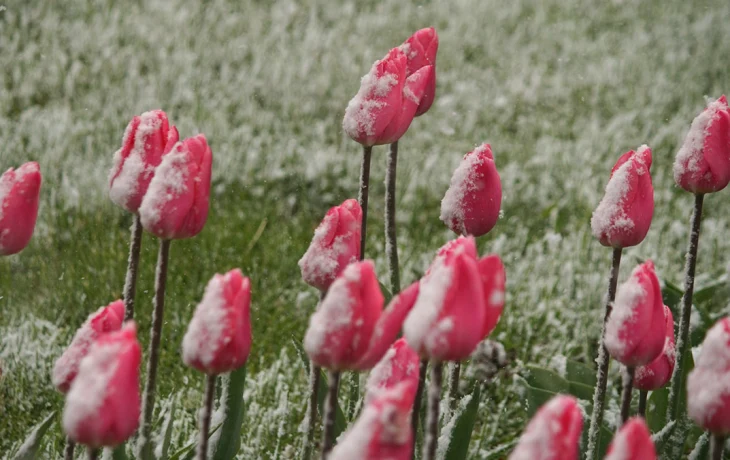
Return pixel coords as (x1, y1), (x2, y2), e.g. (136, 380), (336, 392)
(711, 434), (725, 460)
(303, 290), (327, 460)
(411, 359), (428, 460)
(423, 361), (443, 460)
(448, 361), (461, 412)
(320, 370), (341, 458)
(358, 146), (373, 260)
(123, 214), (144, 321)
(638, 390), (648, 418)
(139, 238), (171, 458)
(385, 141), (400, 294)
(619, 366), (635, 425)
(64, 438), (75, 460)
(197, 373), (217, 460)
(667, 193), (704, 424)
(586, 247), (623, 460)
(87, 447), (99, 460)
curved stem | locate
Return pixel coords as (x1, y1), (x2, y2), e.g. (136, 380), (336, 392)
(320, 370), (341, 458)
(423, 361), (443, 460)
(619, 366), (635, 425)
(411, 360), (428, 460)
(385, 141), (400, 294)
(64, 438), (75, 460)
(448, 361), (461, 412)
(638, 390), (648, 418)
(87, 447), (99, 460)
(123, 214), (144, 321)
(197, 374), (217, 460)
(711, 434), (725, 460)
(358, 146), (373, 260)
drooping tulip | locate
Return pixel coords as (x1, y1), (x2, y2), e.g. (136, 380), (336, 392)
(139, 134), (212, 240)
(604, 417), (656, 460)
(182, 269), (252, 375)
(400, 27), (438, 117)
(108, 110), (179, 213)
(508, 395), (583, 460)
(52, 300), (125, 393)
(364, 338), (420, 404)
(591, 145), (654, 248)
(0, 162), (42, 256)
(604, 260), (665, 367)
(634, 305), (675, 391)
(298, 199), (362, 292)
(440, 144), (502, 238)
(343, 47), (434, 147)
(674, 96), (730, 194)
(63, 322), (141, 448)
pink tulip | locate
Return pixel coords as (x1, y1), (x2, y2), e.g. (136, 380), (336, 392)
(604, 260), (665, 367)
(440, 143), (502, 238)
(591, 145), (654, 248)
(634, 305), (675, 391)
(605, 417), (656, 460)
(298, 199), (362, 291)
(182, 269), (252, 374)
(508, 395), (583, 460)
(343, 47), (434, 146)
(687, 317), (730, 434)
(674, 96), (730, 194)
(108, 110), (179, 213)
(364, 338), (420, 405)
(400, 27), (438, 117)
(52, 300), (125, 393)
(139, 134), (212, 240)
(0, 162), (41, 256)
(63, 322), (141, 448)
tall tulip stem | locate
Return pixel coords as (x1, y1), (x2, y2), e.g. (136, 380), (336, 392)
(303, 290), (327, 460)
(711, 434), (725, 460)
(123, 214), (144, 321)
(87, 447), (99, 460)
(321, 370), (341, 458)
(423, 361), (443, 460)
(64, 438), (75, 460)
(619, 366), (635, 425)
(448, 361), (461, 411)
(411, 359), (428, 459)
(197, 374), (217, 460)
(358, 146), (373, 260)
(385, 141), (400, 294)
(638, 390), (648, 418)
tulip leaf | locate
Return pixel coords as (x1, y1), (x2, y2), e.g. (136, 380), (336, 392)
(564, 360), (597, 387)
(689, 431), (710, 459)
(159, 396), (177, 460)
(661, 280), (683, 313)
(12, 411), (56, 460)
(316, 369), (347, 440)
(169, 423), (222, 460)
(522, 365), (569, 395)
(444, 383), (482, 460)
(212, 366), (247, 460)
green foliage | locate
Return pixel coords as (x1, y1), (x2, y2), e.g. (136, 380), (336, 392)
(444, 383), (482, 460)
(212, 367), (247, 460)
(11, 411), (56, 460)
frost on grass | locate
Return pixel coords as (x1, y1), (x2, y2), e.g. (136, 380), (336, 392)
(182, 274), (227, 368)
(439, 144), (489, 233)
(604, 275), (646, 356)
(673, 97), (728, 180)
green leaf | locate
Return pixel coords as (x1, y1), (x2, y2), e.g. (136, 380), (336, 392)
(444, 383), (482, 460)
(169, 423), (222, 460)
(661, 280), (683, 313)
(12, 411), (56, 460)
(522, 365), (569, 394)
(159, 396), (178, 460)
(689, 431), (710, 459)
(564, 360), (597, 387)
(660, 345), (696, 457)
(212, 367), (247, 460)
(646, 387), (669, 433)
(316, 370), (347, 440)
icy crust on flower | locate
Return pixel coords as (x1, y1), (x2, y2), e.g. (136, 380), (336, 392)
(508, 395), (583, 460)
(182, 274), (228, 369)
(138, 142), (190, 228)
(604, 276), (647, 357)
(687, 319), (730, 430)
(439, 144), (491, 235)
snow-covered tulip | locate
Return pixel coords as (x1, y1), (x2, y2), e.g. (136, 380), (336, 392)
(591, 145), (654, 248)
(343, 47), (434, 147)
(139, 134), (212, 240)
(604, 260), (665, 367)
(52, 300), (125, 393)
(687, 317), (730, 434)
(0, 162), (41, 256)
(108, 110), (179, 213)
(440, 143), (502, 238)
(298, 199), (362, 291)
(182, 269), (252, 374)
(63, 322), (141, 448)
(634, 305), (675, 391)
(605, 417), (656, 460)
(508, 395), (583, 460)
(401, 27), (438, 117)
(674, 96), (730, 194)
(364, 338), (420, 404)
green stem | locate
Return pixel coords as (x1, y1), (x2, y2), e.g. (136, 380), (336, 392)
(423, 361), (443, 460)
(123, 214), (143, 321)
(385, 141), (400, 294)
(64, 438), (75, 460)
(711, 434), (725, 460)
(358, 146), (372, 260)
(320, 370), (341, 458)
(638, 390), (647, 418)
(448, 361), (461, 412)
(411, 360), (428, 460)
(197, 374), (217, 460)
(619, 366), (635, 425)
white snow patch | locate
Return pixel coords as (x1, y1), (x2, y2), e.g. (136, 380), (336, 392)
(342, 58), (398, 139)
(298, 210), (356, 286)
(674, 97), (728, 180)
(440, 144), (489, 234)
(139, 142), (190, 227)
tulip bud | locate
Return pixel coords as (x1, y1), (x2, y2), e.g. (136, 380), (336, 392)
(400, 27), (438, 116)
(634, 305), (675, 391)
(605, 417), (656, 460)
(508, 395), (583, 460)
(0, 162), (42, 256)
(364, 338), (420, 405)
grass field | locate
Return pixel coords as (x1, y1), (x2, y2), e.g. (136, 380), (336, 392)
(2, 0), (730, 457)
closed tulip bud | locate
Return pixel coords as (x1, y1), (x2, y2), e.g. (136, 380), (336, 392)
(343, 47), (434, 146)
(364, 338), (420, 405)
(0, 162), (41, 256)
(400, 27), (438, 116)
(605, 260), (665, 367)
(63, 322), (141, 448)
(182, 269), (252, 374)
(674, 96), (730, 194)
(634, 305), (675, 391)
(508, 395), (583, 460)
(605, 417), (656, 460)
(591, 145), (654, 248)
(298, 199), (362, 291)
(52, 300), (125, 393)
(108, 110), (179, 213)
(139, 134), (212, 240)
(440, 143), (502, 238)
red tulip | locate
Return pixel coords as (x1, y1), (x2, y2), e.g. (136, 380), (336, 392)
(400, 27), (438, 117)
(0, 162), (41, 256)
(364, 338), (420, 405)
(52, 300), (125, 393)
(139, 134), (212, 240)
(63, 322), (141, 448)
(604, 260), (665, 367)
(440, 143), (502, 238)
(182, 269), (252, 374)
(509, 395), (583, 460)
(591, 145), (654, 248)
(108, 110), (179, 213)
(687, 317), (730, 434)
(634, 305), (675, 391)
(298, 199), (362, 291)
(605, 417), (656, 460)
(674, 96), (730, 194)
(343, 47), (434, 146)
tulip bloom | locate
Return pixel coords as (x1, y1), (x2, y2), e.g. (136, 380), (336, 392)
(0, 162), (41, 256)
(508, 395), (583, 460)
(674, 96), (730, 194)
(139, 134), (212, 240)
(400, 27), (438, 117)
(634, 305), (675, 391)
(63, 322), (141, 448)
(298, 199), (362, 291)
(604, 260), (665, 367)
(365, 338), (420, 404)
(687, 317), (730, 434)
(52, 300), (125, 393)
(182, 269), (252, 374)
(605, 417), (656, 460)
(108, 110), (179, 213)
(591, 145), (654, 248)
(343, 47), (434, 147)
